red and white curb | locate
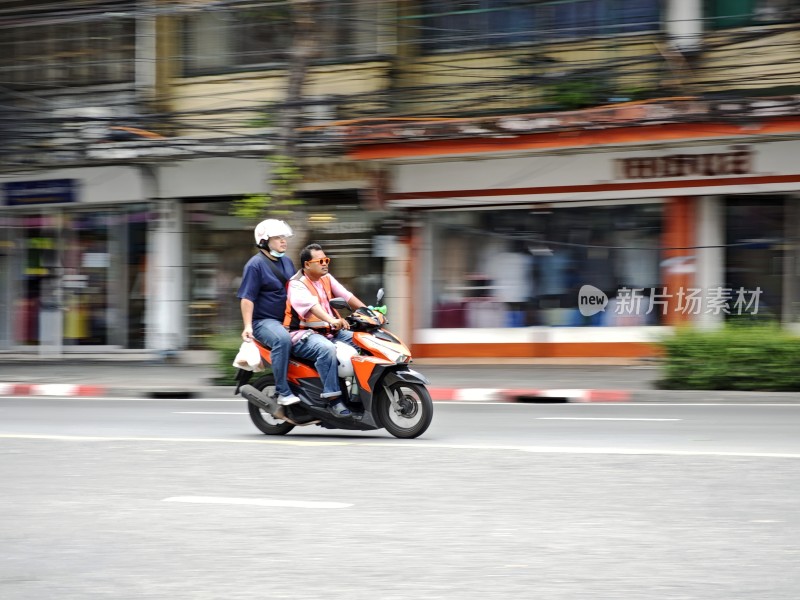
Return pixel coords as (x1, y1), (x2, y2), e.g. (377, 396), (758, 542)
(429, 387), (632, 403)
(0, 383), (107, 397)
(0, 383), (630, 402)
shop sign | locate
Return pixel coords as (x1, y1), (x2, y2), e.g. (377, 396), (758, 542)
(303, 162), (371, 184)
(613, 146), (753, 180)
(317, 221), (372, 234)
(3, 179), (78, 206)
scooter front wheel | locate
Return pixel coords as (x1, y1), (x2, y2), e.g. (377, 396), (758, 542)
(376, 381), (433, 439)
(247, 374), (295, 436)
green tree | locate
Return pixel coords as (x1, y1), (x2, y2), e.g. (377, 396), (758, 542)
(233, 0), (319, 219)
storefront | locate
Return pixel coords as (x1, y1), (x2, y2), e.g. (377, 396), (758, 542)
(0, 158), (271, 354)
(0, 156), (399, 354)
(182, 187), (396, 348)
(354, 137), (800, 358)
(0, 170), (152, 352)
(2, 206), (149, 349)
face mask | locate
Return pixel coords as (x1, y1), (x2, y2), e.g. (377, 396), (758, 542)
(270, 250), (285, 258)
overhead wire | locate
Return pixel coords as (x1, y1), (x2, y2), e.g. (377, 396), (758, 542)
(1, 0), (800, 164)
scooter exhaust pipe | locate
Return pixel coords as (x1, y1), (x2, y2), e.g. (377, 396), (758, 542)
(240, 384), (280, 416)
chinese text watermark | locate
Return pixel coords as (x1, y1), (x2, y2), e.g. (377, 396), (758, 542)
(578, 284), (763, 318)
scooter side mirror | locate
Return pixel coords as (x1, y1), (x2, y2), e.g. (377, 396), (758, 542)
(376, 288), (385, 303)
(330, 297), (349, 310)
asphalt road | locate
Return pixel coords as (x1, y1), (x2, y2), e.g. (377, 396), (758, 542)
(2, 397), (799, 599)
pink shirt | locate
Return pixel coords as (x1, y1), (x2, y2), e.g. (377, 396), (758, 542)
(287, 274), (353, 343)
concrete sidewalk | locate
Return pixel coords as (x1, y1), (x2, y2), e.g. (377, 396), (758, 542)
(2, 355), (800, 403)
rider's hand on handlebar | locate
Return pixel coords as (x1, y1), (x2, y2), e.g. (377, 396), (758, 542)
(330, 317), (350, 331)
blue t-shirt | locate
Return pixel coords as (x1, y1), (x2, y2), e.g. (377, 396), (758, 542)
(237, 253), (296, 321)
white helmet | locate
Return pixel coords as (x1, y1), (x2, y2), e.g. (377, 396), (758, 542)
(334, 341), (358, 378)
(254, 219), (293, 247)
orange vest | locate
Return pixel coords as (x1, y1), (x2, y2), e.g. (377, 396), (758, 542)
(283, 274), (341, 331)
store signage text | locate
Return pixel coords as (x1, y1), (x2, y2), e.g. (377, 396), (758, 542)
(3, 179), (78, 205)
(613, 147), (753, 180)
(303, 162), (372, 184)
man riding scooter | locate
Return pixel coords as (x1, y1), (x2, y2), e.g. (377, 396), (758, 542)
(285, 243), (367, 418)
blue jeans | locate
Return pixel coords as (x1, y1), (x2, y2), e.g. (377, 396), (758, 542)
(291, 330), (355, 399)
(252, 318), (293, 397)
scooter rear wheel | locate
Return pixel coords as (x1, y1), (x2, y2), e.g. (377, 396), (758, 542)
(375, 381), (433, 439)
(247, 374), (295, 436)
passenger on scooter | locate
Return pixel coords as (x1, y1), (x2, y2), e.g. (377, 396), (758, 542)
(237, 219), (301, 407)
(286, 243), (366, 418)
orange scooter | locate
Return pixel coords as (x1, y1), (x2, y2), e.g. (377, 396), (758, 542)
(237, 291), (433, 439)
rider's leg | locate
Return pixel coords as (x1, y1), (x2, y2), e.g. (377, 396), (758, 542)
(292, 332), (351, 416)
(333, 329), (357, 349)
(252, 318), (298, 403)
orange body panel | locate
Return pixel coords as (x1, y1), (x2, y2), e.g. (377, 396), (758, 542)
(255, 340), (319, 382)
(354, 331), (410, 358)
(352, 355), (391, 393)
(254, 331), (406, 391)
(286, 359), (322, 382)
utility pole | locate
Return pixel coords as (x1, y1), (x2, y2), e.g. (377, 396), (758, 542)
(234, 0), (319, 218)
(277, 0), (318, 166)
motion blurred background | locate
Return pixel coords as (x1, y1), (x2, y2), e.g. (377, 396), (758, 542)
(1, 0), (799, 365)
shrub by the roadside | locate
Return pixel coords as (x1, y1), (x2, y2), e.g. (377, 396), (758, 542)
(658, 324), (800, 391)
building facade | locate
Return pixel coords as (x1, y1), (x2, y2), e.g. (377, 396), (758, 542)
(349, 112), (800, 357)
(2, 0), (799, 358)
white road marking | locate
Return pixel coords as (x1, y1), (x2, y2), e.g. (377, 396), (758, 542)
(164, 496), (352, 509)
(591, 403), (800, 408)
(173, 411), (248, 415)
(2, 433), (800, 459)
(537, 417), (681, 421)
(0, 396), (245, 402)
(0, 433), (350, 446)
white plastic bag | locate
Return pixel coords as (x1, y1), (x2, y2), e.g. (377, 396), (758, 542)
(232, 339), (264, 372)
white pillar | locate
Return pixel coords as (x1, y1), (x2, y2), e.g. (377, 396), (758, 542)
(695, 196), (725, 330)
(135, 0), (157, 105)
(666, 0), (703, 53)
(146, 199), (185, 353)
(383, 238), (411, 344)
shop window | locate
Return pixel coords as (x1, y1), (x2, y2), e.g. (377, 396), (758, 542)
(185, 202), (255, 349)
(0, 222), (9, 347)
(419, 0), (660, 51)
(183, 1), (386, 75)
(705, 0), (798, 28)
(724, 196), (785, 322)
(4, 206), (146, 349)
(184, 198), (390, 348)
(0, 5), (135, 90)
(428, 204), (664, 328)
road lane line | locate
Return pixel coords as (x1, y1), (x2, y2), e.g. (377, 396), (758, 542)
(525, 402), (800, 408)
(2, 433), (800, 459)
(537, 417), (682, 421)
(164, 496), (352, 509)
(0, 396), (245, 402)
(0, 433), (350, 446)
(173, 412), (248, 415)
